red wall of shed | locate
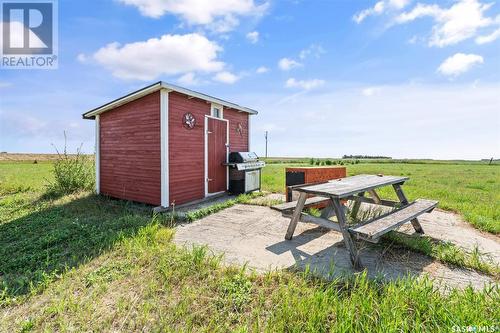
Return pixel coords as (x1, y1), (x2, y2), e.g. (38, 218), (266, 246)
(168, 92), (250, 206)
(168, 92), (210, 205)
(99, 91), (161, 205)
(224, 109), (249, 152)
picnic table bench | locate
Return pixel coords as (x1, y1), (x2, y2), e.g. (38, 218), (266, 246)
(271, 174), (438, 269)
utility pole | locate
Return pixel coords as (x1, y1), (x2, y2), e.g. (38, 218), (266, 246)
(265, 131), (268, 158)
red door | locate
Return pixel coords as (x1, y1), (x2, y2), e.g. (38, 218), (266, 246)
(207, 117), (227, 193)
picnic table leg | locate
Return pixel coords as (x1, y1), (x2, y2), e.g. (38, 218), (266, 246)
(367, 189), (381, 204)
(392, 184), (424, 234)
(331, 198), (362, 270)
(350, 191), (365, 220)
(285, 192), (307, 240)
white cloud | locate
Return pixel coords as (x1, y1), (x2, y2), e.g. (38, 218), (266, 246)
(353, 0), (410, 23)
(213, 71), (239, 84)
(246, 31), (259, 43)
(177, 72), (200, 86)
(394, 0), (496, 47)
(92, 33), (224, 81)
(76, 53), (88, 63)
(298, 44), (325, 60)
(278, 57), (302, 71)
(118, 0), (268, 32)
(353, 1), (385, 23)
(285, 78), (325, 90)
(389, 0), (410, 8)
(437, 53), (484, 77)
(205, 14), (241, 33)
(256, 66), (269, 73)
(362, 86), (382, 96)
(475, 27), (500, 44)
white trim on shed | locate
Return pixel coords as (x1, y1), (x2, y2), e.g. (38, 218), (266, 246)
(160, 89), (170, 207)
(95, 114), (100, 194)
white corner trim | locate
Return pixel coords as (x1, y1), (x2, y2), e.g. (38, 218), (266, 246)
(247, 114), (251, 152)
(95, 115), (100, 194)
(204, 116), (209, 197)
(226, 116), (229, 191)
(160, 89), (169, 207)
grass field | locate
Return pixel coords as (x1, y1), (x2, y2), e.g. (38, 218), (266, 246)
(0, 160), (499, 331)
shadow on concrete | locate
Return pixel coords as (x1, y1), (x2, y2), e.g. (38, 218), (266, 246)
(266, 226), (439, 282)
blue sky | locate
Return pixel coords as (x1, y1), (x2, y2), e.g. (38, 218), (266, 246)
(1, 0), (499, 159)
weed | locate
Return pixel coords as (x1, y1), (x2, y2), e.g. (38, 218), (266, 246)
(217, 272), (253, 314)
(46, 133), (94, 195)
(386, 233), (500, 277)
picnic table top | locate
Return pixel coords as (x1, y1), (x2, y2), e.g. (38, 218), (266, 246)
(295, 174), (409, 198)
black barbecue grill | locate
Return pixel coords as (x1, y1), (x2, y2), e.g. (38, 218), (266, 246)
(226, 152), (265, 194)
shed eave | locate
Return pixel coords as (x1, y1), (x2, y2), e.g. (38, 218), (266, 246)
(82, 81), (164, 119)
(82, 81), (258, 120)
(159, 82), (259, 115)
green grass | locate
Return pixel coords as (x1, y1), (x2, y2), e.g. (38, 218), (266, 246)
(0, 161), (53, 195)
(385, 233), (499, 277)
(262, 162), (500, 233)
(1, 221), (498, 332)
(0, 161), (499, 331)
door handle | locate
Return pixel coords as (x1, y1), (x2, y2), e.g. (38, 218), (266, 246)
(207, 178), (213, 182)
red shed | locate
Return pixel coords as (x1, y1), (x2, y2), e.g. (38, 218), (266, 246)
(82, 81), (258, 208)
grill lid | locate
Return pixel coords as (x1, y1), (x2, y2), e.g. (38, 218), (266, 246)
(229, 152), (259, 163)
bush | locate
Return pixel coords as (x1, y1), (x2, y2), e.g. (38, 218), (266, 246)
(325, 159), (332, 165)
(309, 158), (314, 165)
(47, 134), (94, 195)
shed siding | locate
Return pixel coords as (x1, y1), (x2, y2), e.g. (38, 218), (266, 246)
(168, 92), (211, 205)
(99, 91), (161, 205)
(224, 109), (249, 152)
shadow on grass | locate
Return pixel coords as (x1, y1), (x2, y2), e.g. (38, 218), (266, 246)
(0, 193), (154, 302)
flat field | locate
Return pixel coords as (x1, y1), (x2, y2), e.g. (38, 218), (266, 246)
(1, 159), (499, 233)
(0, 159), (498, 331)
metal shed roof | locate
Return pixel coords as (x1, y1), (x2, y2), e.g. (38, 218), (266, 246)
(82, 81), (258, 119)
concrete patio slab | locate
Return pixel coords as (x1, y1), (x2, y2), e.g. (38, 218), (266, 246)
(174, 204), (498, 290)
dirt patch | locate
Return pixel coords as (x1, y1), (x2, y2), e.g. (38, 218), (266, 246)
(174, 204), (498, 290)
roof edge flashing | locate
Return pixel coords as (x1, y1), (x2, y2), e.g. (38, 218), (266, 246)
(82, 81), (258, 120)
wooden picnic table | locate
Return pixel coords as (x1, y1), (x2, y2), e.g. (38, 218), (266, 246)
(272, 174), (438, 269)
